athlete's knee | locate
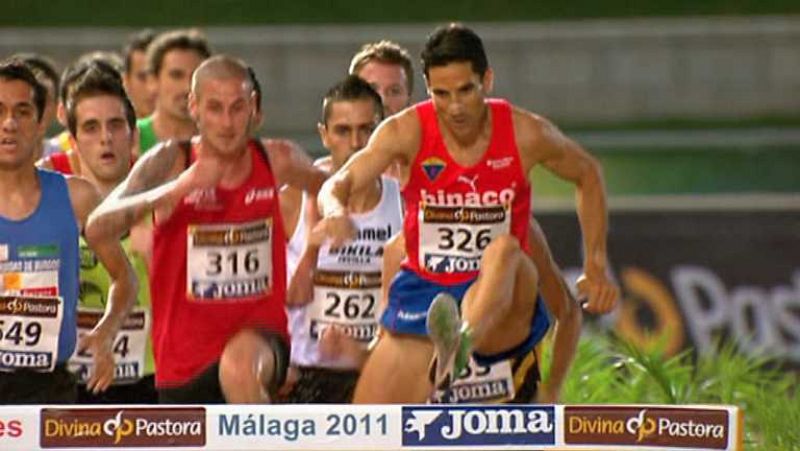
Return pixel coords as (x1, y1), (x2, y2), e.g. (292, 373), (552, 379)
(219, 329), (275, 392)
(482, 234), (521, 263)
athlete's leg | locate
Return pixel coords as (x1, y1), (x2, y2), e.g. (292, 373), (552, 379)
(218, 328), (287, 403)
(352, 331), (433, 404)
(462, 234), (539, 355)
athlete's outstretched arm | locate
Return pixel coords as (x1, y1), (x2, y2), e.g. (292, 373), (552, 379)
(86, 141), (186, 241)
(317, 112), (418, 245)
(68, 177), (137, 394)
(517, 111), (619, 314)
(526, 218), (581, 403)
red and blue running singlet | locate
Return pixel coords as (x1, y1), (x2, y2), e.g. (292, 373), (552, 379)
(402, 99), (531, 285)
(150, 140), (288, 387)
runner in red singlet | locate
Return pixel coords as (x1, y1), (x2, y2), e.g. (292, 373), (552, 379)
(86, 55), (327, 404)
(318, 23), (618, 403)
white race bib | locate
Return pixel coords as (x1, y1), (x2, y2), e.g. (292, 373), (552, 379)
(187, 219), (273, 300)
(69, 307), (149, 384)
(418, 204), (510, 273)
(431, 357), (515, 404)
(0, 295), (62, 372)
(307, 270), (380, 343)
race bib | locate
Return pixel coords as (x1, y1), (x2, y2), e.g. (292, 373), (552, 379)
(187, 219), (273, 300)
(307, 270), (381, 343)
(418, 204), (510, 273)
(431, 357), (515, 404)
(69, 307), (149, 385)
(0, 295), (62, 372)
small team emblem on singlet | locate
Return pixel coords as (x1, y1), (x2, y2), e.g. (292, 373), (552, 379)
(422, 157), (447, 182)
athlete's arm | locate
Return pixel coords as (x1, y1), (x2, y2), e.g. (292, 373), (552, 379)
(68, 177), (138, 394)
(263, 138), (327, 195)
(317, 112), (418, 244)
(526, 218), (581, 403)
(85, 140), (186, 241)
(286, 194), (324, 306)
(516, 110), (618, 314)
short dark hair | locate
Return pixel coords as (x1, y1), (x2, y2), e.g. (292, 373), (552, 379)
(321, 75), (383, 125)
(146, 28), (211, 76)
(12, 53), (59, 101)
(0, 59), (47, 122)
(65, 63), (136, 136)
(247, 66), (262, 114)
(123, 28), (157, 74)
(349, 40), (414, 94)
(60, 53), (123, 105)
(421, 23), (488, 78)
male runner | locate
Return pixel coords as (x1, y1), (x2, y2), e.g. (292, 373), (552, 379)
(319, 23), (618, 403)
(38, 58), (126, 175)
(137, 29), (211, 155)
(281, 75), (401, 403)
(122, 29), (157, 119)
(48, 63), (157, 403)
(0, 60), (136, 403)
(87, 55), (327, 404)
(349, 40), (413, 117)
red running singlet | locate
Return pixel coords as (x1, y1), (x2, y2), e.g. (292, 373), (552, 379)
(401, 99), (531, 285)
(150, 140), (288, 387)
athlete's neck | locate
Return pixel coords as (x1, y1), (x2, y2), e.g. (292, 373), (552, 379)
(77, 165), (124, 199)
(152, 109), (197, 142)
(0, 165), (41, 220)
(441, 104), (491, 153)
(197, 139), (252, 190)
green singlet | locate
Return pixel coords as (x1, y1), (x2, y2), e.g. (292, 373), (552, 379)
(69, 234), (155, 385)
(137, 115), (158, 155)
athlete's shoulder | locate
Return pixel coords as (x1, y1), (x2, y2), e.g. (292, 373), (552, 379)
(509, 105), (563, 155)
(65, 175), (101, 228)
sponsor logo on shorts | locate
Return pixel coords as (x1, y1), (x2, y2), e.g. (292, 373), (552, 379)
(401, 405), (555, 447)
(0, 418), (23, 439)
(564, 406), (729, 449)
(40, 407), (205, 448)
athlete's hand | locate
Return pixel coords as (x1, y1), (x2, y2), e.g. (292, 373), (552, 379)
(77, 328), (116, 394)
(576, 270), (619, 314)
(312, 213), (357, 249)
(178, 155), (224, 193)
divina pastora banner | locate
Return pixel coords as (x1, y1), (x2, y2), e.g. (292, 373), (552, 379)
(0, 404), (742, 450)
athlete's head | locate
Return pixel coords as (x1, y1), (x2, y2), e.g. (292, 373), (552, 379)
(319, 75), (383, 169)
(66, 63), (135, 185)
(122, 28), (157, 118)
(190, 55), (254, 157)
(0, 60), (47, 170)
(349, 40), (413, 116)
(421, 23), (493, 140)
(12, 53), (59, 140)
(57, 52), (124, 127)
(147, 29), (212, 122)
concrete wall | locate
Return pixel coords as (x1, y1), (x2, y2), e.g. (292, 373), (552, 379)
(1, 16), (798, 138)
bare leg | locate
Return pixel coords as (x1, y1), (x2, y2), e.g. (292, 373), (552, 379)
(461, 234), (539, 355)
(352, 331), (433, 404)
(218, 329), (277, 403)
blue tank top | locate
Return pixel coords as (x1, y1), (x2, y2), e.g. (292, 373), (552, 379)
(0, 169), (79, 365)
